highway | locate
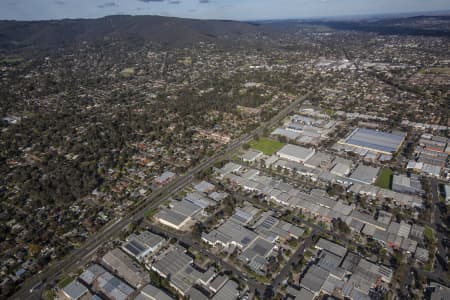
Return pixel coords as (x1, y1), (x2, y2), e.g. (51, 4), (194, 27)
(11, 90), (315, 300)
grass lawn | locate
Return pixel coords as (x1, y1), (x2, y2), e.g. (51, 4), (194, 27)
(0, 56), (24, 64)
(424, 226), (435, 242)
(375, 168), (393, 189)
(42, 288), (55, 300)
(145, 208), (158, 219)
(57, 276), (74, 289)
(249, 138), (284, 155)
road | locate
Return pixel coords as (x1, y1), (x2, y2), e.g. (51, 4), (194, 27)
(11, 90), (315, 300)
(429, 178), (449, 280)
(271, 230), (317, 291)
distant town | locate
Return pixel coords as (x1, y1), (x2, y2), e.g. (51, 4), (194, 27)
(0, 13), (449, 300)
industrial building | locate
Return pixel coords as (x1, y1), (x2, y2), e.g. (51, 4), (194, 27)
(299, 239), (393, 300)
(61, 280), (90, 300)
(135, 284), (173, 300)
(240, 149), (263, 162)
(151, 246), (217, 297)
(193, 181), (216, 194)
(211, 280), (240, 300)
(154, 199), (202, 230)
(349, 164), (380, 185)
(79, 264), (135, 300)
(340, 128), (406, 155)
(392, 174), (423, 195)
(239, 237), (275, 274)
(121, 231), (165, 261)
(101, 248), (149, 288)
(201, 219), (258, 249)
(277, 144), (315, 163)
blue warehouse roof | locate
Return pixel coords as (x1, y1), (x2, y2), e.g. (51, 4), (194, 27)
(344, 128), (405, 153)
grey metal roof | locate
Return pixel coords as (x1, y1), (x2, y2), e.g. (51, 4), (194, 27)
(212, 280), (240, 300)
(300, 265), (329, 293)
(62, 280), (89, 300)
(295, 288), (315, 300)
(139, 284), (173, 300)
(152, 247), (192, 278)
(155, 209), (189, 226)
(170, 199), (202, 217)
(96, 271), (134, 300)
(277, 144), (315, 161)
(315, 238), (347, 258)
(79, 264), (106, 285)
(240, 237), (274, 262)
(203, 219), (258, 248)
(241, 149), (263, 161)
(349, 164), (380, 184)
(170, 264), (202, 294)
(209, 275), (228, 293)
(187, 287), (209, 300)
(102, 248), (149, 288)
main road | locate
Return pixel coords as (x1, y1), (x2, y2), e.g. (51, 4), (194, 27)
(11, 90), (316, 300)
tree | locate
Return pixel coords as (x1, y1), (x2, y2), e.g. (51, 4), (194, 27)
(28, 244), (42, 257)
(192, 222), (205, 239)
(332, 218), (350, 235)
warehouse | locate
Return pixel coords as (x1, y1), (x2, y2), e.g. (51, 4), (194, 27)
(277, 144), (315, 163)
(154, 209), (190, 230)
(340, 128), (406, 155)
(101, 248), (149, 288)
(121, 231), (165, 261)
(392, 174), (423, 195)
(201, 219), (258, 249)
(61, 280), (89, 300)
(136, 284), (173, 300)
(349, 164), (380, 185)
(154, 199), (202, 230)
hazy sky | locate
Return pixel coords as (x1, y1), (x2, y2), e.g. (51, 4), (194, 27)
(2, 0), (450, 21)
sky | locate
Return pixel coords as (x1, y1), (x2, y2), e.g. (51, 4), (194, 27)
(2, 0), (450, 21)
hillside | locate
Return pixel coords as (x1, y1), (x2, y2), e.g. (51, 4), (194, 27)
(0, 15), (271, 51)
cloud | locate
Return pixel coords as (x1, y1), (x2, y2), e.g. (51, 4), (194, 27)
(199, 0), (211, 3)
(169, 0), (181, 4)
(54, 0), (66, 5)
(98, 2), (117, 8)
(138, 0), (164, 2)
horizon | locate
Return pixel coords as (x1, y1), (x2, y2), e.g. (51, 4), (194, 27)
(0, 9), (449, 23)
(1, 0), (450, 22)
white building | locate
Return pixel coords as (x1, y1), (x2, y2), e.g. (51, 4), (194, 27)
(277, 144), (315, 163)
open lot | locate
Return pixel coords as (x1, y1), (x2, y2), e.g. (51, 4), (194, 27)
(249, 138), (284, 155)
(375, 168), (393, 189)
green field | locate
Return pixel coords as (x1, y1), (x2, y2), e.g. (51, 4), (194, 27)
(57, 276), (74, 288)
(249, 138), (284, 155)
(375, 168), (393, 189)
(0, 56), (24, 64)
(424, 226), (435, 242)
(420, 67), (450, 75)
(145, 207), (158, 218)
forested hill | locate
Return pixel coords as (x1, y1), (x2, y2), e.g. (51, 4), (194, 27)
(2, 14), (450, 53)
(0, 15), (271, 51)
